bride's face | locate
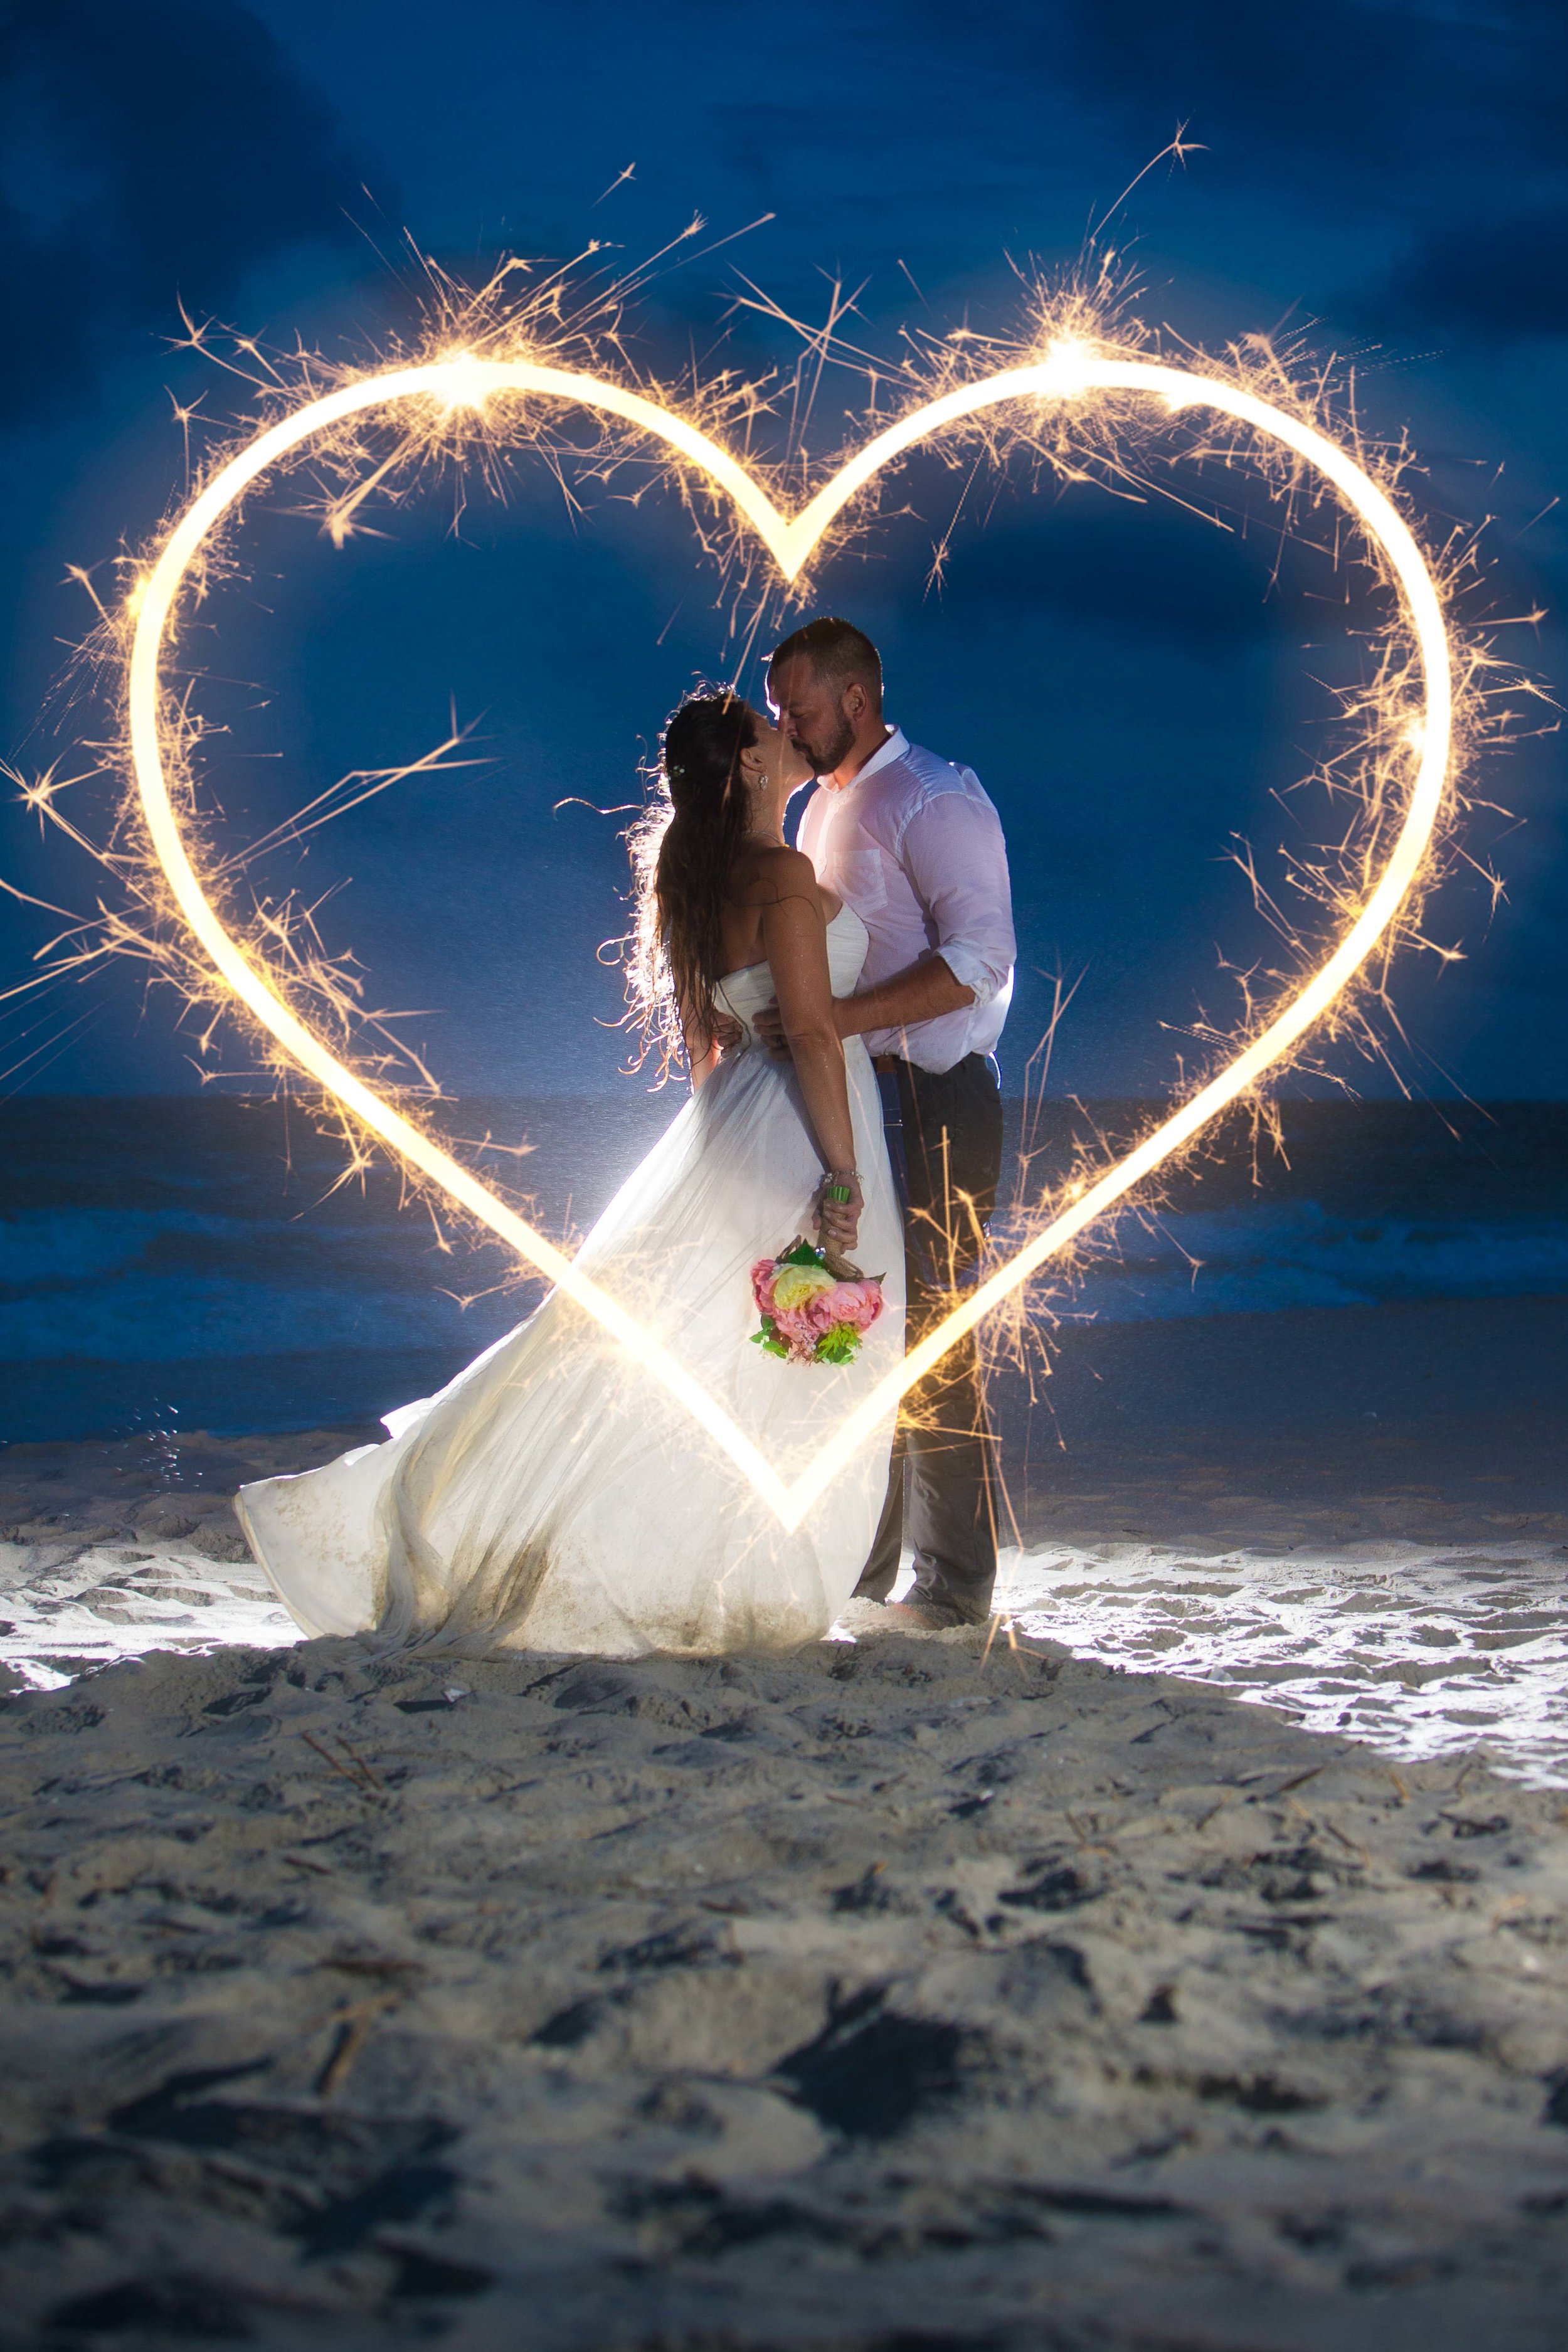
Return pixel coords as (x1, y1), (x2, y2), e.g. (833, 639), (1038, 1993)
(739, 710), (813, 816)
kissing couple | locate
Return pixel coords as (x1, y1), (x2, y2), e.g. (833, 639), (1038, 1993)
(238, 617), (1017, 1657)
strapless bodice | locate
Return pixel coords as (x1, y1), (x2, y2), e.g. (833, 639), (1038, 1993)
(712, 902), (870, 1047)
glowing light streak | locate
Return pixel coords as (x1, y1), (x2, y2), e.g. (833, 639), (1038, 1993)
(128, 349), (1452, 1531)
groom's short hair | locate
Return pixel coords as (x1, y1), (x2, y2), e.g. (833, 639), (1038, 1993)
(769, 617), (882, 704)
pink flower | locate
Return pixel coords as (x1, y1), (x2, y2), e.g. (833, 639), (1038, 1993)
(768, 1303), (820, 1358)
(751, 1257), (780, 1315)
(804, 1279), (882, 1335)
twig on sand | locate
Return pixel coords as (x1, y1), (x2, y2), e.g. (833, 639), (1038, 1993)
(1282, 1792), (1371, 1869)
(1320, 1816), (1374, 1867)
(300, 1730), (381, 1798)
(1266, 1766), (1325, 1800)
(334, 1735), (384, 1791)
(323, 1952), (424, 1979)
(315, 1992), (400, 2099)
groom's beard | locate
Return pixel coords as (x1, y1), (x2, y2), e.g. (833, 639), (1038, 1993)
(792, 716), (855, 777)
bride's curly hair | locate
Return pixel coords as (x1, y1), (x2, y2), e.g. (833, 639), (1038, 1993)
(625, 687), (759, 1076)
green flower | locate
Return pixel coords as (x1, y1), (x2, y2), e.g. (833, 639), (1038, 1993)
(812, 1323), (862, 1366)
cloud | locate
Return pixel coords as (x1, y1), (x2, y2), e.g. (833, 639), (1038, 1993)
(906, 484), (1320, 649)
(1369, 203), (1568, 342)
(913, 0), (1568, 342)
(1046, 0), (1563, 190)
(0, 0), (391, 425)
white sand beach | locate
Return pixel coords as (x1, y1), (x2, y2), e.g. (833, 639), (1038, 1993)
(3, 1422), (1568, 2347)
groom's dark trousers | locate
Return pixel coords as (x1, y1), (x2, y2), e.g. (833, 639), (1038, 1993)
(854, 1051), (1005, 1623)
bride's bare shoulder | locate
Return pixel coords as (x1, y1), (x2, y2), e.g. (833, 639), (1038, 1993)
(728, 844), (822, 910)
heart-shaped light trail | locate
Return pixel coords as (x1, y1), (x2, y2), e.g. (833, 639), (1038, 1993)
(128, 345), (1451, 1530)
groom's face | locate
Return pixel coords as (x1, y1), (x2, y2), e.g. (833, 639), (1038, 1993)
(768, 658), (857, 780)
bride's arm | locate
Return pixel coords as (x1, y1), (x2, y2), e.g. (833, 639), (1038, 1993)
(757, 854), (863, 1246)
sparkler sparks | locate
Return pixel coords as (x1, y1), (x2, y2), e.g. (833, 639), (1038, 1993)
(110, 320), (1458, 1530)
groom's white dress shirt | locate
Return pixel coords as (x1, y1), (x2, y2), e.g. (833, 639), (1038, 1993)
(797, 727), (1016, 1076)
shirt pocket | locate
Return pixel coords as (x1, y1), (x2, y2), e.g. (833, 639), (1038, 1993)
(835, 848), (889, 913)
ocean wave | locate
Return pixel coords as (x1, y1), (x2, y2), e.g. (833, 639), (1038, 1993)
(0, 1208), (246, 1286)
(9, 1192), (1568, 1374)
(0, 1205), (426, 1286)
(1038, 1200), (1568, 1323)
(0, 1270), (519, 1363)
(0, 1202), (531, 1363)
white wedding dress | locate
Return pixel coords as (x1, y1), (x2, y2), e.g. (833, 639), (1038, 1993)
(236, 906), (905, 1657)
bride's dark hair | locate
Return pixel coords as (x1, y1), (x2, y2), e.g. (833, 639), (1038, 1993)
(625, 687), (760, 1076)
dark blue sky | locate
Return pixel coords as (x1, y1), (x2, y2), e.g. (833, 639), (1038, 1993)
(1, 0), (1564, 1100)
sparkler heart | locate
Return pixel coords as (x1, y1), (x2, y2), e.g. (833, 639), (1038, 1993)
(128, 347), (1451, 1530)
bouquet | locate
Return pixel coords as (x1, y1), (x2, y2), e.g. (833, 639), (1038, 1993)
(750, 1237), (884, 1367)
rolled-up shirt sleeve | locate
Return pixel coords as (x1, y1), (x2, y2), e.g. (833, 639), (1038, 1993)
(896, 788), (1016, 1009)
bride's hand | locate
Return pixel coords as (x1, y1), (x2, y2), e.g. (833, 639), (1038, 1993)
(815, 1169), (864, 1252)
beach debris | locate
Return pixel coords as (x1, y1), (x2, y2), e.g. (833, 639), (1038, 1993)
(300, 1729), (383, 1798)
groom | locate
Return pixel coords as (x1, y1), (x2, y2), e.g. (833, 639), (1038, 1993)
(762, 616), (1015, 1629)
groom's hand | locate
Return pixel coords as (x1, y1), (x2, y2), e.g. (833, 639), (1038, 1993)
(755, 997), (847, 1059)
(752, 999), (792, 1060)
(709, 1009), (746, 1055)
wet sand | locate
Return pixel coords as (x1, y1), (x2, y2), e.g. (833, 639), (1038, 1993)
(3, 1424), (1568, 2345)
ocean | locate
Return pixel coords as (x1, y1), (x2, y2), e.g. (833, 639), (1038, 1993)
(4, 1093), (1568, 1446)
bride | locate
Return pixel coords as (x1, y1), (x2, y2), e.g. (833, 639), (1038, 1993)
(236, 689), (906, 1656)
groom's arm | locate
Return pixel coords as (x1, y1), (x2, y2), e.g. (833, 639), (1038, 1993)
(753, 949), (970, 1057)
(829, 951), (975, 1041)
(832, 791), (1015, 1044)
(758, 788), (1015, 1056)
